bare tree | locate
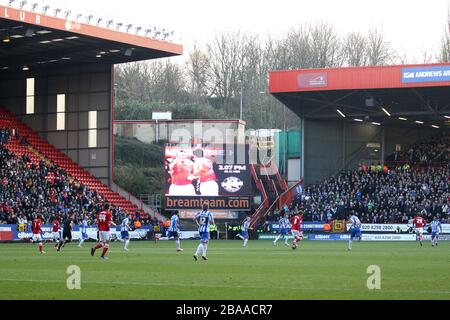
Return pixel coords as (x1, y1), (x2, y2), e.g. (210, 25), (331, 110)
(206, 31), (248, 114)
(282, 25), (313, 69)
(342, 32), (368, 66)
(186, 44), (210, 99)
(367, 27), (393, 66)
(421, 49), (437, 64)
(115, 62), (154, 102)
(115, 60), (188, 105)
(309, 22), (341, 68)
(439, 7), (450, 62)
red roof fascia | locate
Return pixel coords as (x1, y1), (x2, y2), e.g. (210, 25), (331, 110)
(269, 63), (450, 93)
(0, 5), (183, 56)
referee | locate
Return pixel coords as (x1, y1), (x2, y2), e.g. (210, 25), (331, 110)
(57, 215), (74, 252)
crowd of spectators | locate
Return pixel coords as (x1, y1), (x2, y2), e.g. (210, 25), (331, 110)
(268, 134), (450, 224)
(0, 143), (106, 226)
(386, 133), (450, 165)
(0, 136), (158, 229)
(0, 128), (12, 146)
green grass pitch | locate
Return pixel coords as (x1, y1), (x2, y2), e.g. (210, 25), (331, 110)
(0, 240), (449, 300)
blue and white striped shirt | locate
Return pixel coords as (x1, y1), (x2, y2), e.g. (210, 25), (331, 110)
(431, 221), (442, 233)
(121, 218), (130, 232)
(242, 221), (250, 232)
(195, 210), (213, 233)
(80, 220), (88, 233)
(169, 215), (179, 232)
(279, 217), (290, 229)
(350, 215), (361, 228)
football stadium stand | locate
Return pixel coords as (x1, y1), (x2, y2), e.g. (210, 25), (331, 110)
(0, 108), (146, 224)
(262, 134), (449, 224)
(0, 1), (182, 225)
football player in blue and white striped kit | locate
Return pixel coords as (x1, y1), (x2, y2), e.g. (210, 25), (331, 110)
(348, 213), (362, 251)
(237, 216), (253, 247)
(120, 215), (132, 251)
(168, 212), (183, 252)
(430, 216), (442, 247)
(193, 203), (215, 261)
(273, 213), (290, 246)
(78, 215), (88, 248)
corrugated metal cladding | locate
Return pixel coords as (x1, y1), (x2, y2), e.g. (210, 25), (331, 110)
(269, 63), (450, 93)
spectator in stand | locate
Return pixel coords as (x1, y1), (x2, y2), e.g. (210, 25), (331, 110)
(20, 136), (29, 146)
(288, 135), (449, 224)
(386, 134), (450, 165)
(0, 128), (11, 145)
(0, 143), (131, 226)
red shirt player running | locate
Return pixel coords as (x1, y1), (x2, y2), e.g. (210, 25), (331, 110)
(413, 215), (427, 246)
(290, 212), (304, 250)
(52, 219), (60, 247)
(91, 203), (116, 260)
(32, 215), (45, 254)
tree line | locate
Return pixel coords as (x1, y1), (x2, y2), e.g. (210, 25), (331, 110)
(115, 20), (450, 130)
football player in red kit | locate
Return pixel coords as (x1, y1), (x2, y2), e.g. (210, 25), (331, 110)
(32, 215), (45, 254)
(290, 211), (304, 250)
(91, 203), (116, 260)
(413, 214), (427, 246)
(52, 218), (60, 248)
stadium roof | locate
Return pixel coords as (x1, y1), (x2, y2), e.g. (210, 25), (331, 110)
(269, 63), (450, 128)
(0, 4), (183, 72)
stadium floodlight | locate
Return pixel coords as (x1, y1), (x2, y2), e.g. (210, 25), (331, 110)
(398, 117), (407, 121)
(22, 65), (29, 71)
(445, 116), (450, 119)
(371, 122), (381, 126)
(116, 22), (123, 30)
(42, 5), (50, 14)
(431, 125), (440, 129)
(135, 26), (142, 34)
(126, 24), (133, 33)
(382, 107), (391, 117)
(25, 28), (35, 37)
(354, 119), (363, 122)
(162, 31), (170, 40)
(337, 109), (346, 118)
(85, 15), (94, 24)
(19, 0), (27, 9)
(2, 34), (10, 43)
(415, 121), (424, 125)
(97, 18), (103, 26)
(124, 48), (134, 57)
(31, 2), (38, 11)
(53, 8), (61, 17)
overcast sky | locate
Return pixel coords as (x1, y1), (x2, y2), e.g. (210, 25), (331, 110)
(51, 0), (449, 62)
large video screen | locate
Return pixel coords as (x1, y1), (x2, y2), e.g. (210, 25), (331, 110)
(164, 144), (251, 211)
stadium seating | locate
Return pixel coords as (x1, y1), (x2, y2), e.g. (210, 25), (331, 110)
(258, 134), (449, 224)
(0, 108), (145, 217)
